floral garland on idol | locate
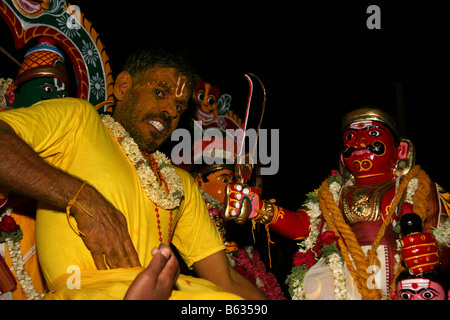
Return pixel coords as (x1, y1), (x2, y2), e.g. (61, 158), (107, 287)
(0, 78), (15, 110)
(200, 189), (286, 300)
(285, 170), (424, 300)
(0, 208), (42, 300)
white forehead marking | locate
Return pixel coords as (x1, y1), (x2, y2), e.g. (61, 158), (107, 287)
(349, 120), (373, 130)
(399, 278), (431, 291)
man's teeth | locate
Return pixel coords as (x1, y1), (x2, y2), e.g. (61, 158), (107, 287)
(148, 120), (165, 132)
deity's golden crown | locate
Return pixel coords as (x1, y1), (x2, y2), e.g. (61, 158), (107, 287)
(341, 107), (400, 139)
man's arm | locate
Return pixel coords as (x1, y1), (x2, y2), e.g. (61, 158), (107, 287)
(0, 120), (140, 269)
(193, 250), (268, 300)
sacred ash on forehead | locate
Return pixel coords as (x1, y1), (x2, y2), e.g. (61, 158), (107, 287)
(175, 76), (186, 98)
(341, 108), (399, 139)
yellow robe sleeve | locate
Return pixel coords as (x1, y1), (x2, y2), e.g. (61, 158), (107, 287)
(171, 168), (226, 268)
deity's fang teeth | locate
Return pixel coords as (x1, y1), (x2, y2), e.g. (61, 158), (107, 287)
(148, 120), (164, 132)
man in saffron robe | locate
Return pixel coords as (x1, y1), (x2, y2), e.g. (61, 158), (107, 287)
(0, 48), (266, 299)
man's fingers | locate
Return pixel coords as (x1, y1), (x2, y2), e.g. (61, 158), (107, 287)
(90, 248), (107, 270)
(154, 244), (180, 284)
(94, 209), (140, 269)
(106, 210), (141, 268)
(123, 245), (179, 300)
(147, 248), (171, 277)
(123, 243), (141, 268)
(72, 185), (140, 270)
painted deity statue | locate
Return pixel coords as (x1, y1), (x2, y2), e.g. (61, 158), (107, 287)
(1, 37), (69, 110)
(193, 78), (242, 131)
(391, 213), (448, 300)
(0, 37), (69, 300)
(224, 107), (450, 300)
(187, 79), (285, 299)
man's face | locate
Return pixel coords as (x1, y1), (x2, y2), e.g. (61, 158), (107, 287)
(117, 67), (190, 153)
(341, 120), (398, 182)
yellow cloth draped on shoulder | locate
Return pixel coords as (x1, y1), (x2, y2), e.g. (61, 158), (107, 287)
(0, 98), (242, 300)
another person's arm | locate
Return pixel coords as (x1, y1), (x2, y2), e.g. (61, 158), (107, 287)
(193, 250), (268, 300)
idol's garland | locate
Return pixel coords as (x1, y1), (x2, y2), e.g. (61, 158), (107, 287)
(286, 172), (348, 300)
(285, 169), (442, 300)
(101, 114), (184, 210)
(0, 208), (42, 300)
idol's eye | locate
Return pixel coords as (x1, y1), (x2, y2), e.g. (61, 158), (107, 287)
(207, 96), (216, 106)
(221, 176), (232, 183)
(197, 91), (205, 101)
(400, 292), (412, 300)
(43, 86), (54, 93)
(344, 132), (354, 140)
(368, 129), (381, 137)
(421, 290), (437, 300)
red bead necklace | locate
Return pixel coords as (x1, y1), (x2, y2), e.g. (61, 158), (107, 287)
(142, 150), (173, 244)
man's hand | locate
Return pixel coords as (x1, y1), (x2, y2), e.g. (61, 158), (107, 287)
(124, 244), (179, 300)
(71, 183), (141, 270)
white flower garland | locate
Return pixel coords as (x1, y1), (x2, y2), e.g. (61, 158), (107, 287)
(432, 218), (450, 247)
(1, 208), (42, 300)
(101, 114), (184, 210)
(328, 252), (348, 300)
(0, 78), (13, 110)
(297, 201), (321, 254)
(291, 179), (348, 300)
(199, 189), (223, 210)
(324, 181), (348, 300)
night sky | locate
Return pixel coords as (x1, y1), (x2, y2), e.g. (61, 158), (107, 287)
(1, 0), (450, 296)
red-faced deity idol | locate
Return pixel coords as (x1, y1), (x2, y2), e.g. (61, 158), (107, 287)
(224, 107), (450, 300)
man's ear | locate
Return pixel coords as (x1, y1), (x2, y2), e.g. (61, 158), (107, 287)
(194, 175), (203, 188)
(114, 71), (133, 101)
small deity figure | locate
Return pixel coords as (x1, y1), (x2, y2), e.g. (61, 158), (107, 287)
(1, 37), (68, 110)
(391, 213), (448, 300)
(192, 78), (242, 132)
